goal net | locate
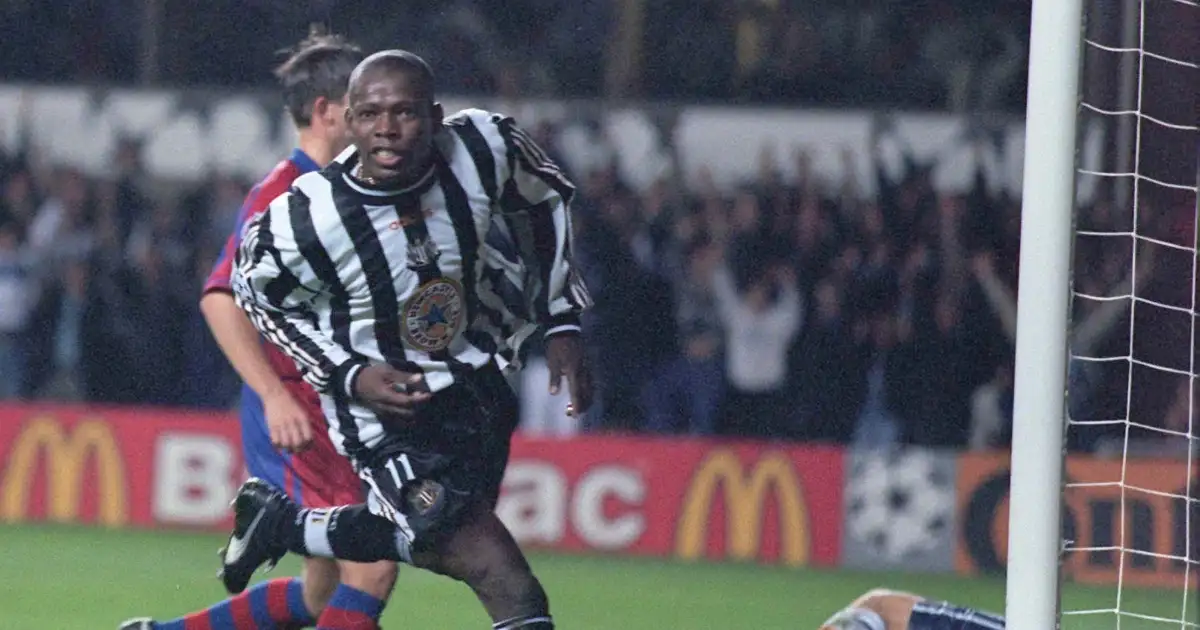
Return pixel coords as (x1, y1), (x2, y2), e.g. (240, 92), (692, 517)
(1060, 0), (1199, 627)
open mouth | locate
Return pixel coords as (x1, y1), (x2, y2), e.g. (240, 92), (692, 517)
(371, 147), (405, 169)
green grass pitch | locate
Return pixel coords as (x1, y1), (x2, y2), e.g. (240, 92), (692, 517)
(1, 524), (1192, 629)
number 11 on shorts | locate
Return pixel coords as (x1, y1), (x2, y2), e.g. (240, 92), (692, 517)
(385, 453), (416, 487)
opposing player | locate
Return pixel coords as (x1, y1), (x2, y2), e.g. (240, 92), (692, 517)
(224, 50), (592, 630)
(821, 589), (1005, 629)
(119, 29), (398, 630)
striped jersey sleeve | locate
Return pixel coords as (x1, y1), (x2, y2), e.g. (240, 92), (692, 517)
(231, 192), (366, 396)
(461, 109), (592, 337)
(203, 160), (301, 295)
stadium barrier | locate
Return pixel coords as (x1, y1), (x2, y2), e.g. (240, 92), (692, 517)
(0, 403), (1190, 588)
(0, 83), (1110, 204)
(0, 403), (241, 530)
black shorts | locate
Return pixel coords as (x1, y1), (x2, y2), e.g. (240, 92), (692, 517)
(358, 362), (518, 551)
(909, 601), (1006, 629)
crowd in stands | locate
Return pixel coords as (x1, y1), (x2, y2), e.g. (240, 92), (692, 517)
(0, 0), (1029, 111)
(571, 125), (1030, 449)
(1, 1), (1194, 456)
(4, 110), (1192, 455)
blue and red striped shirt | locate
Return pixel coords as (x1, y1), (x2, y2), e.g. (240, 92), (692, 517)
(203, 148), (321, 382)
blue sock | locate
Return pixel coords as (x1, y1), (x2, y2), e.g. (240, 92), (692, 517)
(315, 584), (385, 630)
(154, 577), (315, 629)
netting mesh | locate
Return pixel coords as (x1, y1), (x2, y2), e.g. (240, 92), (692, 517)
(1061, 0), (1199, 627)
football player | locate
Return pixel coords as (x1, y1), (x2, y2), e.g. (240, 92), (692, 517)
(821, 589), (1005, 630)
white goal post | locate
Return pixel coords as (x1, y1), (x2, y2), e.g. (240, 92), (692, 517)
(1005, 0), (1085, 627)
(1007, 0), (1200, 626)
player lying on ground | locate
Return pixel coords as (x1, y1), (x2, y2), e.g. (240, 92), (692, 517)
(119, 28), (398, 630)
(821, 589), (1005, 629)
(225, 49), (593, 630)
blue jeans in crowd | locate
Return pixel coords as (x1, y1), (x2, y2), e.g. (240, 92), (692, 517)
(0, 332), (25, 399)
(641, 356), (724, 436)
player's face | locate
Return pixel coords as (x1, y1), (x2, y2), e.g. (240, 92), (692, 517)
(347, 69), (441, 185)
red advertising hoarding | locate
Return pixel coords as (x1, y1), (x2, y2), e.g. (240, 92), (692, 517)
(0, 404), (844, 568)
(956, 452), (1198, 589)
(505, 436), (843, 566)
(0, 403), (243, 530)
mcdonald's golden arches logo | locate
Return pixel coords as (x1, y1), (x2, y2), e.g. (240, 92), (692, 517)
(1, 417), (128, 526)
(675, 450), (810, 567)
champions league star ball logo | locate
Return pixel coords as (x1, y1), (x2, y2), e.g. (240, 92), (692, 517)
(402, 278), (466, 353)
(845, 450), (953, 562)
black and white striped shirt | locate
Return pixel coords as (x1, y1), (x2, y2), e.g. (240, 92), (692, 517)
(231, 108), (591, 457)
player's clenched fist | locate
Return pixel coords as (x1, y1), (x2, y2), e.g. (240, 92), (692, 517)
(353, 364), (431, 417)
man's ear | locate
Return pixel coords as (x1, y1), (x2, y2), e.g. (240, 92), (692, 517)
(432, 101), (444, 125)
(311, 96), (331, 126)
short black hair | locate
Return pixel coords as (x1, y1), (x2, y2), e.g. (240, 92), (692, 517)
(274, 24), (365, 127)
(348, 50), (437, 103)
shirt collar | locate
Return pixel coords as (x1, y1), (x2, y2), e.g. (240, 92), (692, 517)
(289, 147), (321, 173)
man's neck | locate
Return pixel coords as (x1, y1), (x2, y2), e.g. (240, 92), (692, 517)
(296, 130), (335, 167)
(356, 159), (435, 191)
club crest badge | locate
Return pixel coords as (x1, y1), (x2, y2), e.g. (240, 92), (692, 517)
(401, 277), (466, 353)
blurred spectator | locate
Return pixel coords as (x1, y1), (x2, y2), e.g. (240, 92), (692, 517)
(0, 219), (37, 398)
(969, 360), (1014, 451)
(25, 170), (95, 400)
(904, 292), (978, 447)
(110, 138), (153, 246)
(179, 251), (241, 410)
(48, 258), (89, 398)
(713, 260), (803, 438)
(848, 308), (909, 450)
(790, 278), (860, 443)
(1, 170), (39, 232)
(1094, 378), (1198, 460)
(641, 237), (725, 435)
(28, 168), (93, 262)
(578, 190), (676, 431)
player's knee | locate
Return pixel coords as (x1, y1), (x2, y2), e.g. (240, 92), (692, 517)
(301, 557), (341, 616)
(337, 560), (398, 601)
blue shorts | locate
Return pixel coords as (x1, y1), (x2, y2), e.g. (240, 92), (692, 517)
(239, 383), (364, 507)
(240, 386), (303, 502)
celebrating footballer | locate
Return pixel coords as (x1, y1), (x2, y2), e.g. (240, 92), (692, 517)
(225, 49), (592, 630)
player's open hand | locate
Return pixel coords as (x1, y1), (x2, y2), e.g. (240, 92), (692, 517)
(353, 363), (431, 417)
(546, 334), (593, 417)
(263, 389), (314, 453)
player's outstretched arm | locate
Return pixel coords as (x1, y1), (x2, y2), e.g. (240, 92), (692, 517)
(231, 199), (367, 400)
